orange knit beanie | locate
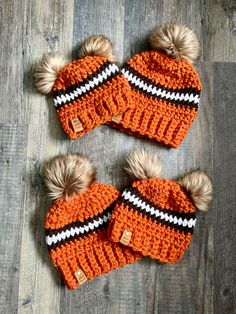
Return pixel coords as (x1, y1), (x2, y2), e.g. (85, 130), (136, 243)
(109, 23), (202, 148)
(43, 154), (140, 290)
(34, 35), (132, 139)
(109, 150), (213, 263)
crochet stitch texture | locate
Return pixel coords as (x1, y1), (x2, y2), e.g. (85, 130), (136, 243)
(109, 178), (197, 263)
(53, 56), (132, 139)
(45, 182), (140, 290)
(109, 51), (202, 147)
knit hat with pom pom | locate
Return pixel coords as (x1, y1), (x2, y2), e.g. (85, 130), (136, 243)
(43, 153), (140, 290)
(109, 150), (213, 263)
(109, 23), (202, 148)
(34, 35), (132, 139)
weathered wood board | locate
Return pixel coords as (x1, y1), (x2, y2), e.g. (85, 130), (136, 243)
(0, 0), (235, 313)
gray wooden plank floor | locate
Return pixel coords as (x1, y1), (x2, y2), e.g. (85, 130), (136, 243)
(0, 0), (235, 313)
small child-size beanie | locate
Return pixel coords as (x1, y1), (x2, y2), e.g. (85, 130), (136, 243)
(109, 23), (202, 148)
(43, 153), (140, 290)
(34, 35), (132, 139)
(109, 150), (213, 263)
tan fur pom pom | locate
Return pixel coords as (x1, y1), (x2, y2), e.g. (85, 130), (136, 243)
(178, 170), (213, 211)
(34, 54), (67, 94)
(79, 35), (116, 62)
(42, 154), (96, 201)
(149, 23), (200, 63)
(125, 150), (162, 180)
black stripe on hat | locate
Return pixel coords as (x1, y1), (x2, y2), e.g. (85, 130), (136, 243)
(122, 64), (200, 109)
(120, 187), (196, 234)
(45, 202), (115, 250)
(53, 61), (121, 108)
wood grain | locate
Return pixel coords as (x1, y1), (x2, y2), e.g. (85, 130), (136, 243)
(0, 1), (24, 123)
(0, 0), (235, 313)
(0, 125), (28, 313)
(16, 1), (74, 314)
(201, 0), (236, 62)
(213, 62), (236, 314)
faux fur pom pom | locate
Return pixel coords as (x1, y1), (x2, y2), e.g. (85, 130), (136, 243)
(42, 154), (96, 201)
(178, 170), (213, 211)
(79, 35), (116, 62)
(125, 150), (162, 180)
(149, 23), (200, 63)
(34, 54), (66, 94)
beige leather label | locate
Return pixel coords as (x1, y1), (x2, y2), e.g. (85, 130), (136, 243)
(120, 229), (132, 246)
(71, 118), (84, 132)
(111, 113), (123, 124)
(75, 268), (87, 285)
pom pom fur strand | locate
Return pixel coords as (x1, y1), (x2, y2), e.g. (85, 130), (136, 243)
(34, 54), (67, 94)
(178, 170), (213, 211)
(79, 35), (116, 62)
(149, 23), (200, 63)
(125, 149), (162, 180)
(42, 154), (96, 202)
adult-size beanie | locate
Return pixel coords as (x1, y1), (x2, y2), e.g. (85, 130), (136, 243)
(109, 24), (202, 148)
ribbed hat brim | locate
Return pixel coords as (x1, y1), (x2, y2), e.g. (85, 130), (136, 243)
(50, 229), (141, 290)
(56, 75), (132, 139)
(109, 202), (193, 263)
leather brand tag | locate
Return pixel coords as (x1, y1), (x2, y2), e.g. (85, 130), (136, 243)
(120, 229), (132, 246)
(71, 118), (84, 132)
(75, 268), (87, 285)
(111, 113), (123, 124)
